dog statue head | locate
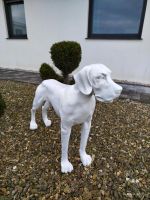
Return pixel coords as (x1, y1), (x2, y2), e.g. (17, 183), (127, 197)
(74, 64), (122, 102)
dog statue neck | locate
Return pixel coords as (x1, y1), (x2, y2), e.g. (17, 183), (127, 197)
(72, 84), (95, 100)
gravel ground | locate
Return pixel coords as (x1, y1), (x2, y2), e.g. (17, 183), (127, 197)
(0, 80), (150, 200)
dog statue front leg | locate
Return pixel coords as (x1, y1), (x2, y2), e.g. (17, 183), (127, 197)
(80, 119), (92, 166)
(30, 108), (38, 130)
(61, 122), (73, 173)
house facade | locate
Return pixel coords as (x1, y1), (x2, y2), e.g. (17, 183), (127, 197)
(0, 0), (150, 84)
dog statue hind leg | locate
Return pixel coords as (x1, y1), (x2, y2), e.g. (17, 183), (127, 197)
(42, 100), (52, 127)
(30, 84), (51, 130)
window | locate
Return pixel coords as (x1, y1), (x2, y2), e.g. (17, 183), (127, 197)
(88, 0), (147, 39)
(4, 0), (27, 39)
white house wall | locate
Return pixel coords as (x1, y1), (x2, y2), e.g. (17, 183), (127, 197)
(0, 0), (150, 84)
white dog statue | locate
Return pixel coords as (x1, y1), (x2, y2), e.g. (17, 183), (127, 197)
(30, 64), (122, 173)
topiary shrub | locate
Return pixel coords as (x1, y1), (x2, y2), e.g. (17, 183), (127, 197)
(39, 63), (63, 82)
(50, 41), (81, 83)
(0, 93), (6, 117)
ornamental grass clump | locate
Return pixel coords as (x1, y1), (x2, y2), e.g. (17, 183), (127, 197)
(0, 93), (6, 117)
(50, 41), (81, 83)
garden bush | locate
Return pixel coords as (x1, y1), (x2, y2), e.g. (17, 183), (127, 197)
(39, 63), (63, 82)
(50, 41), (81, 83)
(0, 93), (6, 117)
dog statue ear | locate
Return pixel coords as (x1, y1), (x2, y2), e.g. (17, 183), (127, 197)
(74, 67), (92, 95)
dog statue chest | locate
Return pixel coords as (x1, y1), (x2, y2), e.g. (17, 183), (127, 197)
(60, 86), (96, 124)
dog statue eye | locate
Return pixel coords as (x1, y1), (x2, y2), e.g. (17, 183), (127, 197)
(96, 74), (106, 80)
(96, 76), (102, 80)
(101, 73), (106, 79)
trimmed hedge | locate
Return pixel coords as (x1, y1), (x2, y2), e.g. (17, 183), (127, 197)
(0, 93), (6, 117)
(39, 63), (63, 82)
(50, 41), (81, 83)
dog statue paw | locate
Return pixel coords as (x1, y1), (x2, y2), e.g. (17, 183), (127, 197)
(44, 119), (52, 127)
(30, 121), (38, 130)
(80, 152), (92, 166)
(61, 160), (74, 173)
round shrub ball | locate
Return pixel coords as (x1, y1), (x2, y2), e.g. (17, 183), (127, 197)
(0, 93), (6, 117)
(50, 41), (82, 77)
(39, 63), (62, 81)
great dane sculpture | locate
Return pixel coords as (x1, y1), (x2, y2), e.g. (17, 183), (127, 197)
(30, 64), (122, 173)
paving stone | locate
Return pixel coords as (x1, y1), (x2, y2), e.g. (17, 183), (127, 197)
(0, 68), (41, 84)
